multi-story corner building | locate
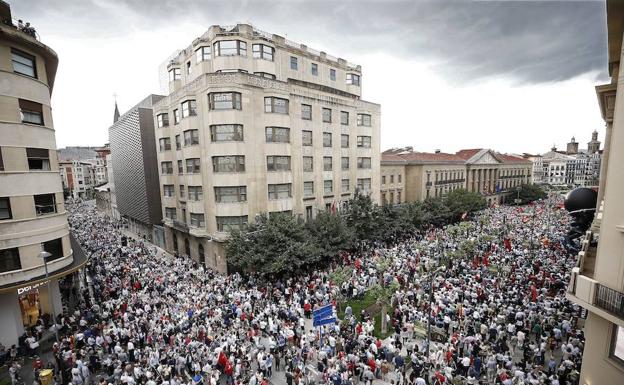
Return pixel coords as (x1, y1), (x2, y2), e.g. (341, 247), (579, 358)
(381, 147), (531, 205)
(0, 1), (86, 346)
(108, 95), (165, 247)
(152, 24), (381, 272)
(567, 1), (624, 382)
(59, 159), (96, 199)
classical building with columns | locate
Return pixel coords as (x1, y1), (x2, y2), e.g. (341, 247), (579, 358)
(381, 147), (532, 205)
(0, 1), (87, 347)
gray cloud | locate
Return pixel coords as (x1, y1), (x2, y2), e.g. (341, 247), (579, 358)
(11, 0), (608, 83)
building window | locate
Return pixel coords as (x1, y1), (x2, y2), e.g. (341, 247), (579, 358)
(0, 197), (12, 220)
(252, 44), (274, 61)
(268, 183), (292, 200)
(163, 184), (175, 197)
(322, 108), (332, 123)
(301, 104), (312, 120)
(265, 97), (289, 114)
(168, 68), (181, 81)
(26, 148), (50, 170)
(341, 157), (349, 170)
(303, 156), (313, 172)
(185, 158), (201, 174)
(323, 156), (333, 171)
(341, 134), (349, 148)
(179, 185), (185, 198)
(173, 109), (180, 124)
(357, 113), (371, 126)
(346, 73), (360, 86)
(267, 156), (291, 171)
(324, 180), (333, 194)
(341, 179), (350, 192)
(357, 178), (371, 192)
(357, 157), (371, 169)
(177, 160), (183, 174)
(19, 99), (43, 125)
(330, 68), (336, 81)
(266, 127), (290, 143)
(397, 191), (401, 203)
(190, 213), (205, 228)
(175, 135), (181, 150)
(311, 63), (318, 76)
(398, 174), (402, 183)
(181, 100), (197, 118)
(212, 156), (245, 173)
(157, 113), (169, 128)
(209, 92), (242, 110)
(186, 61), (192, 75)
(214, 40), (247, 56)
(165, 207), (177, 220)
(611, 325), (624, 364)
(289, 56), (299, 70)
(184, 129), (199, 146)
(323, 132), (332, 147)
(302, 130), (313, 146)
(382, 176), (386, 185)
(215, 186), (247, 203)
(196, 46), (211, 61)
(216, 69), (248, 74)
(210, 124), (243, 142)
(0, 148), (3, 171)
(188, 186), (203, 201)
(0, 248), (21, 272)
(357, 136), (371, 148)
(11, 48), (37, 78)
(33, 194), (56, 216)
(161, 161), (173, 174)
(340, 111), (349, 125)
(304, 181), (314, 197)
(159, 137), (171, 152)
(42, 238), (63, 261)
(254, 72), (276, 79)
(216, 216), (248, 232)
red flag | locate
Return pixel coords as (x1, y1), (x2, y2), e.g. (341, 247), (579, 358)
(530, 284), (538, 302)
(504, 238), (512, 251)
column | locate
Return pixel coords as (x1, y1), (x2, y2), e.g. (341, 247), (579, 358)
(39, 278), (63, 317)
(0, 292), (25, 347)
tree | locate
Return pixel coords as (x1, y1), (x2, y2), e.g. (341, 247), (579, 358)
(306, 211), (355, 259)
(515, 184), (547, 204)
(369, 280), (400, 335)
(421, 197), (453, 227)
(225, 213), (322, 276)
(343, 190), (385, 243)
(444, 189), (487, 221)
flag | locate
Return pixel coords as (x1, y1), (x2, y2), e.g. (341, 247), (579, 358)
(504, 238), (512, 251)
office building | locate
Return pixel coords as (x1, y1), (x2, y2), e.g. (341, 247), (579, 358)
(153, 24), (381, 271)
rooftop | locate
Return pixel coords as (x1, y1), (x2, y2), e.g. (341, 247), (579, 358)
(382, 147), (531, 165)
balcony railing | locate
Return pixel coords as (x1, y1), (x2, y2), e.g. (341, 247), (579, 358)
(594, 284), (624, 318)
(173, 220), (189, 233)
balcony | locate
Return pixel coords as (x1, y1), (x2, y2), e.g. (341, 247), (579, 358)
(173, 220), (189, 233)
(595, 284), (624, 319)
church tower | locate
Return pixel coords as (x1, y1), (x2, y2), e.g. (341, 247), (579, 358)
(566, 136), (579, 154)
(587, 130), (601, 154)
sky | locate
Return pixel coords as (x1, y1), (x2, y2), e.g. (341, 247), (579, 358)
(13, 0), (609, 155)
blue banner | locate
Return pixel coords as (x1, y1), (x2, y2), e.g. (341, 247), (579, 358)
(313, 317), (336, 327)
(312, 305), (333, 319)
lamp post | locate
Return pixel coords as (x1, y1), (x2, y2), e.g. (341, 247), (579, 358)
(425, 265), (446, 364)
(38, 251), (59, 342)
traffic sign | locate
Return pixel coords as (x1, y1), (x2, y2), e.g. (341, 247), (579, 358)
(313, 305), (332, 318)
(313, 316), (336, 327)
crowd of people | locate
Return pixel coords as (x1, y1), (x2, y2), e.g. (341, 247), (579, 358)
(8, 198), (585, 385)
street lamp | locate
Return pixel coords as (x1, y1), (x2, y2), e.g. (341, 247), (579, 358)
(425, 265), (446, 363)
(38, 251), (59, 342)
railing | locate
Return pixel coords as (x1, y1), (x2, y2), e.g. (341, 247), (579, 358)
(594, 283), (624, 318)
(173, 220), (189, 233)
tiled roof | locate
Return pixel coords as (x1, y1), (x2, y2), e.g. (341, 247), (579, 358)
(455, 149), (481, 160)
(382, 147), (532, 165)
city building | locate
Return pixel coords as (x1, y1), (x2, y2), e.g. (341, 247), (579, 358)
(381, 147), (531, 205)
(152, 24), (381, 272)
(108, 95), (165, 247)
(59, 159), (95, 199)
(566, 1), (624, 382)
(0, 1), (86, 347)
(528, 131), (602, 188)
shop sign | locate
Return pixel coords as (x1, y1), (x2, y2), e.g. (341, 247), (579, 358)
(17, 280), (49, 295)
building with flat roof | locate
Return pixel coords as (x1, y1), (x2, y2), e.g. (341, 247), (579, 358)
(153, 24), (380, 272)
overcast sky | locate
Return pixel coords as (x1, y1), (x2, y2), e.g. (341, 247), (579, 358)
(13, 0), (608, 154)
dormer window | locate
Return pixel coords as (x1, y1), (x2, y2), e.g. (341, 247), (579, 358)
(168, 68), (181, 81)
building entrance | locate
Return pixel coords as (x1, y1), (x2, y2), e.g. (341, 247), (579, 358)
(18, 290), (41, 328)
